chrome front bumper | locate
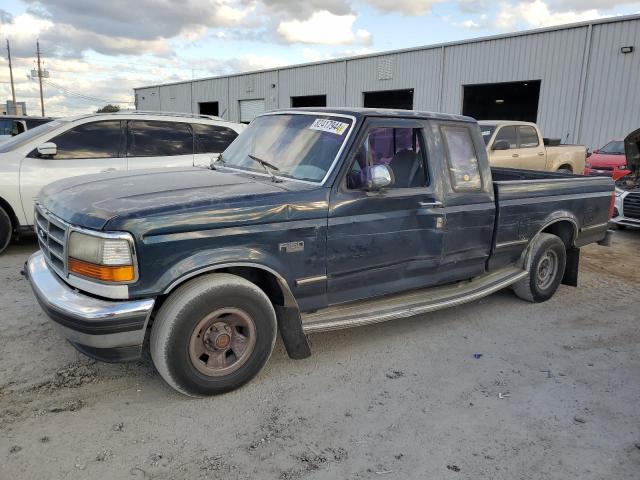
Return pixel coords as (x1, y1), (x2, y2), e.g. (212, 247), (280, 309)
(25, 251), (155, 362)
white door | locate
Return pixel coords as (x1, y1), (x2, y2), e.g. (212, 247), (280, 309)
(239, 99), (265, 124)
(19, 120), (127, 225)
(192, 123), (241, 168)
(126, 120), (194, 170)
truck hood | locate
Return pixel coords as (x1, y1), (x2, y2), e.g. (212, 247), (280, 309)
(39, 167), (309, 230)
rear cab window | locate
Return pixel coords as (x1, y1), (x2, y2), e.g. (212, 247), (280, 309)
(440, 125), (482, 191)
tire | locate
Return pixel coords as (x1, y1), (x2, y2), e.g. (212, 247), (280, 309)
(557, 168), (572, 174)
(613, 223), (626, 230)
(0, 207), (13, 255)
(150, 273), (277, 397)
(513, 233), (566, 303)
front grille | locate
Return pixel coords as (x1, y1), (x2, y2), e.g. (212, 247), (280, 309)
(35, 207), (69, 277)
(623, 192), (640, 219)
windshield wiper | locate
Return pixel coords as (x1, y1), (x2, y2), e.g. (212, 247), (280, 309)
(247, 154), (282, 183)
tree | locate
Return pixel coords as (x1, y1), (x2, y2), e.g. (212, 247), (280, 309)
(96, 104), (120, 113)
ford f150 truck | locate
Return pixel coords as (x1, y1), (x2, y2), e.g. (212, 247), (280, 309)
(25, 108), (614, 397)
(480, 120), (586, 173)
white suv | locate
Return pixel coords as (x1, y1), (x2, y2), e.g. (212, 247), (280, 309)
(0, 111), (245, 253)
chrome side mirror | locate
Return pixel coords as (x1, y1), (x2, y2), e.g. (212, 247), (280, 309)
(37, 142), (57, 157)
(366, 164), (392, 191)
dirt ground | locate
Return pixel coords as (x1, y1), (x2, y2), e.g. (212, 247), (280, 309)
(1, 231), (639, 480)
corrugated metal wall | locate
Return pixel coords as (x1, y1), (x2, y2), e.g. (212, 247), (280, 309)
(278, 62), (347, 107)
(442, 26), (588, 144)
(345, 48), (442, 110)
(134, 16), (639, 148)
(578, 18), (640, 148)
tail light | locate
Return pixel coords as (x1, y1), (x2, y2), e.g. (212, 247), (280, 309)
(608, 191), (615, 219)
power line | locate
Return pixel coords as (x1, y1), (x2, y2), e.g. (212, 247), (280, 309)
(42, 79), (133, 104)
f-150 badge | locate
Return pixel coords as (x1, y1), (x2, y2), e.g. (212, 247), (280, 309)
(279, 241), (304, 253)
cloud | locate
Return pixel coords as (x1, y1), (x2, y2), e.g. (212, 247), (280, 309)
(259, 0), (353, 19)
(365, 0), (446, 15)
(457, 0), (491, 13)
(495, 0), (603, 29)
(277, 11), (372, 45)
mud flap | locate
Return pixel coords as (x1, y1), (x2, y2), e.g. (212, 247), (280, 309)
(274, 305), (311, 360)
(562, 247), (580, 287)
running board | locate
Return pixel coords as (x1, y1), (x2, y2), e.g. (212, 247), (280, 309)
(301, 267), (527, 334)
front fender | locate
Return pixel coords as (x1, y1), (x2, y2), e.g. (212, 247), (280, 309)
(150, 246), (296, 297)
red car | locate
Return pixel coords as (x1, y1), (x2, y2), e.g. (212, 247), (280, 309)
(584, 140), (631, 180)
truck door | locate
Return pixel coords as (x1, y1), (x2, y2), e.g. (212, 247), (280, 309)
(326, 118), (445, 305)
(517, 125), (547, 170)
(19, 120), (127, 225)
(439, 123), (496, 280)
(489, 125), (520, 168)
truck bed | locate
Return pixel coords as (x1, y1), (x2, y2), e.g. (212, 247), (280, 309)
(489, 167), (614, 270)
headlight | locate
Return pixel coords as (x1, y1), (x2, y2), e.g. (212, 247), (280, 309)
(68, 231), (136, 282)
(619, 165), (627, 170)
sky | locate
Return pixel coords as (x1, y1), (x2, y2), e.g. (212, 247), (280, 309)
(1, 0), (639, 117)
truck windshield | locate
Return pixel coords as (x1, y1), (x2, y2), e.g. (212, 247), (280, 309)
(222, 113), (353, 183)
(599, 141), (625, 155)
(0, 120), (65, 153)
(479, 125), (497, 145)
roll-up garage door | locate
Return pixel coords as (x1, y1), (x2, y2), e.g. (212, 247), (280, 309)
(239, 99), (265, 123)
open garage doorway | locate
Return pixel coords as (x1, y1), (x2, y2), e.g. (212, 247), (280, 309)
(363, 89), (414, 110)
(199, 102), (219, 116)
(291, 95), (327, 107)
(463, 81), (541, 122)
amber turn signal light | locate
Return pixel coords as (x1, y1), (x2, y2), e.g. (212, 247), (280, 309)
(68, 257), (135, 282)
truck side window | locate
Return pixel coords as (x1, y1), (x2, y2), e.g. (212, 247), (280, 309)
(441, 126), (482, 191)
(494, 126), (518, 149)
(347, 127), (428, 189)
(518, 126), (539, 148)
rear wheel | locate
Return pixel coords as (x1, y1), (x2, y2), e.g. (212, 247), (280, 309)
(513, 233), (566, 303)
(150, 273), (277, 397)
(0, 207), (13, 254)
(557, 168), (572, 174)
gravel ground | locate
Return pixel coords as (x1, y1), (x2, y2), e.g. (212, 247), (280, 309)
(1, 231), (639, 479)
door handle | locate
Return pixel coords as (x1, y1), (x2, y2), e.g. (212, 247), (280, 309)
(419, 200), (443, 208)
(511, 154), (519, 158)
(100, 168), (117, 173)
(538, 152), (545, 156)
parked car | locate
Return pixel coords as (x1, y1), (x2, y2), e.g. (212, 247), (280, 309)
(25, 108), (614, 396)
(612, 128), (640, 229)
(480, 120), (586, 173)
(0, 115), (54, 143)
(0, 111), (245, 253)
(584, 139), (632, 180)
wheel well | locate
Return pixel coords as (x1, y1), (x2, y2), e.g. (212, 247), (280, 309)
(541, 220), (575, 248)
(558, 164), (573, 172)
(0, 196), (18, 232)
(162, 266), (288, 308)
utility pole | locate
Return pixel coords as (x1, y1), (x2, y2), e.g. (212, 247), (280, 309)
(6, 40), (16, 112)
(36, 39), (44, 116)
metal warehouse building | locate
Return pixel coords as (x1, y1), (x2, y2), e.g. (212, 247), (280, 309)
(134, 14), (640, 149)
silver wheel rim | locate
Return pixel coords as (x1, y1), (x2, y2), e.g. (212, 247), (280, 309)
(536, 250), (558, 290)
(188, 308), (257, 377)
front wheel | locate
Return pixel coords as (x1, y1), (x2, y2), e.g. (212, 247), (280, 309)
(0, 206), (13, 254)
(150, 273), (277, 396)
(513, 233), (566, 303)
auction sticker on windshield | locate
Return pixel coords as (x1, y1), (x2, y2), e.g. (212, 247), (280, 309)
(309, 118), (349, 135)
